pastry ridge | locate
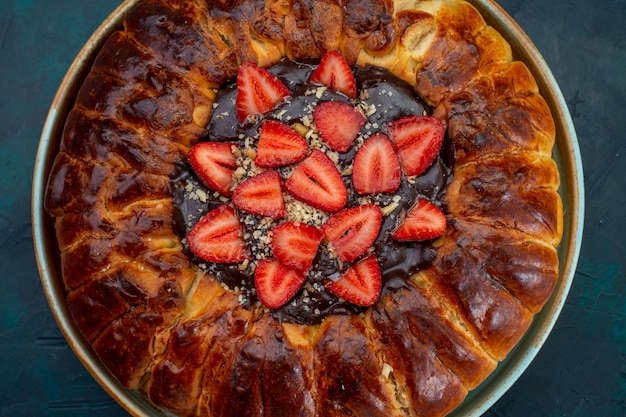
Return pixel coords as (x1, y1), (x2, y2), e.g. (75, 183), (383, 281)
(44, 0), (563, 416)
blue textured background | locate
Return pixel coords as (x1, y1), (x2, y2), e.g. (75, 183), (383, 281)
(0, 0), (624, 416)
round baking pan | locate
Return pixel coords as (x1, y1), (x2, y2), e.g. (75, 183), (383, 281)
(32, 0), (584, 416)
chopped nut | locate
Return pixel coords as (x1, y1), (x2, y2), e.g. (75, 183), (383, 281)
(381, 201), (399, 216)
(243, 146), (257, 159)
(196, 189), (208, 203)
(234, 166), (247, 179)
(327, 151), (339, 165)
(292, 122), (308, 137)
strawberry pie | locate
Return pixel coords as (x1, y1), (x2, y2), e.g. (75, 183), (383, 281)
(44, 0), (563, 416)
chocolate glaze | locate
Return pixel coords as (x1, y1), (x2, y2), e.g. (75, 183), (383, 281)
(172, 59), (454, 325)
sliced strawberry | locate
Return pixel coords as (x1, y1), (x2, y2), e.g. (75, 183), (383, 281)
(236, 62), (291, 123)
(269, 222), (324, 272)
(313, 101), (365, 152)
(309, 51), (357, 99)
(284, 149), (347, 213)
(232, 170), (285, 219)
(386, 115), (445, 177)
(352, 133), (401, 194)
(391, 199), (446, 241)
(255, 120), (308, 168)
(325, 254), (381, 306)
(187, 205), (250, 263)
(254, 258), (307, 309)
(322, 204), (382, 263)
(187, 141), (237, 197)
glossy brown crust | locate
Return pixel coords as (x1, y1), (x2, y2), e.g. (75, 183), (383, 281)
(425, 218), (557, 359)
(371, 281), (497, 417)
(44, 0), (563, 416)
(149, 278), (253, 415)
(123, 0), (239, 86)
(210, 315), (316, 417)
(314, 315), (400, 417)
(433, 62), (556, 165)
(446, 154), (562, 245)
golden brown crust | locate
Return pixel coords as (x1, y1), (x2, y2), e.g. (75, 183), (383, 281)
(373, 280), (498, 390)
(314, 314), (401, 417)
(209, 315), (316, 417)
(433, 62), (556, 165)
(446, 154), (562, 245)
(67, 260), (189, 387)
(123, 0), (239, 86)
(44, 0), (563, 415)
(285, 0), (340, 61)
(149, 281), (252, 415)
(424, 217), (558, 359)
(371, 281), (498, 416)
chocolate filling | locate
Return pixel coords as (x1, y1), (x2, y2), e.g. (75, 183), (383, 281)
(173, 59), (454, 325)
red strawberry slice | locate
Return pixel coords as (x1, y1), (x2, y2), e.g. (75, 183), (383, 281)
(309, 51), (357, 99)
(269, 222), (324, 272)
(352, 133), (401, 194)
(284, 149), (347, 213)
(236, 62), (291, 123)
(322, 204), (382, 263)
(187, 205), (250, 263)
(325, 254), (381, 306)
(391, 198), (446, 241)
(232, 170), (286, 219)
(255, 120), (308, 168)
(386, 115), (444, 177)
(187, 141), (237, 197)
(254, 258), (307, 309)
(313, 101), (365, 152)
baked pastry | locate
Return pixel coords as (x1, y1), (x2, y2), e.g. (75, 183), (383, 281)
(44, 0), (563, 416)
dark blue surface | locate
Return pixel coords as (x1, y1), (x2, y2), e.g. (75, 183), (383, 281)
(0, 1), (624, 416)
